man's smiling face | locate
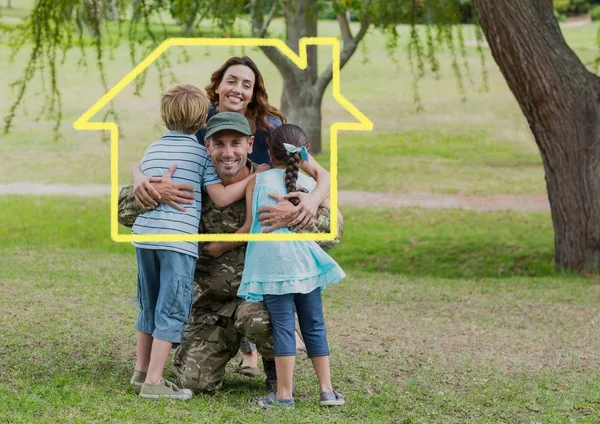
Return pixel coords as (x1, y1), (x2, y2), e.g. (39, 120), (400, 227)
(206, 130), (254, 179)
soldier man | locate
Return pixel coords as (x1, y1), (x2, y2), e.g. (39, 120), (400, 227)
(118, 113), (342, 393)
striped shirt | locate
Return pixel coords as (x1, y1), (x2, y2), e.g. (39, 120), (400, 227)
(132, 130), (221, 258)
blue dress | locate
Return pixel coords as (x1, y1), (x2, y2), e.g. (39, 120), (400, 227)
(238, 169), (346, 302)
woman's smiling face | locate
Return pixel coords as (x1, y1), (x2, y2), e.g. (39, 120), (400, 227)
(217, 64), (255, 115)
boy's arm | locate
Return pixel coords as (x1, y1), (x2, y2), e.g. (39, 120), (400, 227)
(204, 173), (255, 208)
(202, 154), (254, 208)
(202, 178), (255, 258)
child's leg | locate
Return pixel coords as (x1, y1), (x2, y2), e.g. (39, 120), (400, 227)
(146, 339), (173, 384)
(295, 288), (333, 392)
(146, 250), (196, 384)
(134, 248), (161, 373)
(135, 332), (153, 373)
(263, 293), (296, 399)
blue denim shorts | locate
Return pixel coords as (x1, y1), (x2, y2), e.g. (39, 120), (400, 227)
(135, 248), (196, 344)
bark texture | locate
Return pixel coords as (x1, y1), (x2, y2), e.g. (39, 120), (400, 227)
(474, 0), (600, 272)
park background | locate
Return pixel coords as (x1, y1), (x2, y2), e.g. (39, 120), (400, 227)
(2, 0), (600, 422)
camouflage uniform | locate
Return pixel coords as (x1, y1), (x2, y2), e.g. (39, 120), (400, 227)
(118, 160), (342, 393)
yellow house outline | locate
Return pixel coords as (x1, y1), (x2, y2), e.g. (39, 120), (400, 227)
(73, 37), (373, 242)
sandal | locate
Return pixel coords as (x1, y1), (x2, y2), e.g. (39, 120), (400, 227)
(233, 359), (262, 378)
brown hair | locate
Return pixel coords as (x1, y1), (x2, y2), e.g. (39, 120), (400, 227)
(268, 124), (310, 206)
(161, 84), (209, 134)
(206, 56), (286, 136)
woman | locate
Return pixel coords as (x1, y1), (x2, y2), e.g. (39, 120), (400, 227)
(196, 56), (286, 165)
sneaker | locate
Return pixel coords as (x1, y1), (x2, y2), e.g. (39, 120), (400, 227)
(139, 378), (193, 400)
(130, 370), (147, 388)
(320, 391), (345, 406)
(255, 392), (294, 409)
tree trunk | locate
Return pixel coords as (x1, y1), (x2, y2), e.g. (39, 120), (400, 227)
(280, 77), (323, 153)
(254, 1), (370, 154)
(474, 0), (600, 273)
(7, 0), (12, 9)
(280, 0), (322, 152)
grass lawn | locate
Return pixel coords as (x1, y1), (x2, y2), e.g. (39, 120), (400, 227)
(3, 19), (598, 193)
(2, 196), (600, 422)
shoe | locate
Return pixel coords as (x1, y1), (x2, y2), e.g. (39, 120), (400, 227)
(320, 391), (345, 406)
(255, 392), (294, 409)
(139, 378), (193, 400)
(233, 359), (263, 378)
(130, 370), (147, 388)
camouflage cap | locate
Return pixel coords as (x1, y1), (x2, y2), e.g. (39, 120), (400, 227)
(205, 112), (252, 139)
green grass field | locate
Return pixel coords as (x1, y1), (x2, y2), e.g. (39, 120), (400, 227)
(2, 196), (600, 423)
(5, 16), (597, 193)
(3, 6), (600, 422)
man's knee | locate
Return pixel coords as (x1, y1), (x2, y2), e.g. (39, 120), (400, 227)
(235, 301), (271, 338)
(235, 301), (274, 359)
(172, 319), (237, 394)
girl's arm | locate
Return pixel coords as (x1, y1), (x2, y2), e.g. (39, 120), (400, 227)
(204, 173), (255, 208)
(202, 177), (255, 258)
(284, 154), (330, 229)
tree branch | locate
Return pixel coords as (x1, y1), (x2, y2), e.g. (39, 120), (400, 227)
(315, 12), (371, 97)
(337, 11), (353, 43)
(259, 45), (295, 80)
(257, 1), (279, 38)
(251, 1), (294, 78)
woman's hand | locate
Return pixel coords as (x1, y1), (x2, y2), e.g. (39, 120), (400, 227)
(283, 191), (320, 230)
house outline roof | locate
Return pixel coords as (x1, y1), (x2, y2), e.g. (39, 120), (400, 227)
(73, 37), (373, 243)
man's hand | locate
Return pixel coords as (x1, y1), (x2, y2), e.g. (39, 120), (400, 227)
(257, 194), (299, 233)
(202, 242), (226, 258)
(283, 191), (319, 230)
(151, 164), (195, 212)
(134, 164), (194, 212)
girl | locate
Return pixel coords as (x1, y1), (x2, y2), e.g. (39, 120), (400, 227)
(218, 124), (346, 408)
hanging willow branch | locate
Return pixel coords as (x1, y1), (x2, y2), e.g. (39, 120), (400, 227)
(2, 0), (487, 137)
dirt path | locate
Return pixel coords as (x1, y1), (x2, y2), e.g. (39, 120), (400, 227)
(0, 183), (550, 212)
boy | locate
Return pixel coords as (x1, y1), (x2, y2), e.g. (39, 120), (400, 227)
(130, 85), (254, 399)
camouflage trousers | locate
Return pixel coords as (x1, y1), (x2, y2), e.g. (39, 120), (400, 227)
(172, 301), (273, 393)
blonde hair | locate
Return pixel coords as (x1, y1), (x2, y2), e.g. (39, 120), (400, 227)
(161, 84), (209, 134)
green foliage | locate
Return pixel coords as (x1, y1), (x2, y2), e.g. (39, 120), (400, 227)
(592, 4), (600, 20)
(554, 0), (571, 13)
(0, 0), (479, 139)
(555, 10), (568, 22)
(557, 0), (591, 13)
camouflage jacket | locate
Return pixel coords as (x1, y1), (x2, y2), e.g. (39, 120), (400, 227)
(118, 160), (343, 315)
